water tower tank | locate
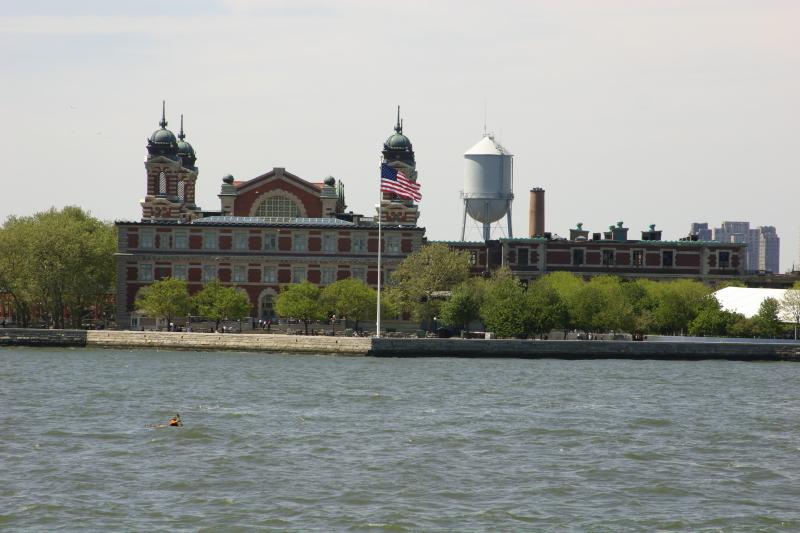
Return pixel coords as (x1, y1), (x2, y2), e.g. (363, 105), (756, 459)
(463, 134), (513, 224)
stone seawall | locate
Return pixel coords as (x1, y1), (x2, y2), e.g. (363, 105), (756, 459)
(0, 329), (370, 355)
(369, 338), (800, 361)
(2, 329), (800, 361)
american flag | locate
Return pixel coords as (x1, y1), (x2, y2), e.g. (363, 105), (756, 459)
(380, 163), (421, 202)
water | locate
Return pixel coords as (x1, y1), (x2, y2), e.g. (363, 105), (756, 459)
(2, 348), (800, 531)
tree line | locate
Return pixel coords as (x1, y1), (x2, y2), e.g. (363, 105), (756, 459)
(387, 244), (800, 339)
(137, 277), (381, 334)
(0, 207), (116, 328)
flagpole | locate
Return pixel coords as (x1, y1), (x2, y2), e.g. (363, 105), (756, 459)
(376, 163), (382, 339)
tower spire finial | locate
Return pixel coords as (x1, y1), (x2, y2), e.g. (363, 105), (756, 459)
(178, 114), (185, 140)
(159, 100), (168, 128)
(395, 105), (402, 133)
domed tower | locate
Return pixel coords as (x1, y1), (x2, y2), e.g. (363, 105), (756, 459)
(378, 106), (420, 226)
(176, 114), (197, 169)
(141, 102), (201, 222)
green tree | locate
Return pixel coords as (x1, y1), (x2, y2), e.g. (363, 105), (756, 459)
(688, 299), (741, 337)
(479, 267), (529, 338)
(439, 278), (486, 333)
(525, 279), (568, 338)
(780, 285), (800, 340)
(193, 280), (251, 332)
(0, 207), (116, 328)
(391, 243), (471, 327)
(752, 297), (782, 338)
(729, 316), (756, 338)
(585, 276), (635, 334)
(275, 281), (325, 335)
(320, 278), (376, 332)
(135, 278), (192, 329)
(537, 272), (585, 338)
(650, 279), (712, 335)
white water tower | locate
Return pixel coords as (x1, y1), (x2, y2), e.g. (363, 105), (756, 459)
(460, 134), (514, 241)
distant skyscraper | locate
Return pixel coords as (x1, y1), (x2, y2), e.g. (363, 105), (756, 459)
(690, 222), (712, 241)
(691, 221), (780, 273)
(754, 226), (780, 273)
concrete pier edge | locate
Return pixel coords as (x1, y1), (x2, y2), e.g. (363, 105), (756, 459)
(2, 328), (800, 361)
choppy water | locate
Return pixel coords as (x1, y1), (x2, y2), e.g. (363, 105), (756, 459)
(2, 348), (800, 531)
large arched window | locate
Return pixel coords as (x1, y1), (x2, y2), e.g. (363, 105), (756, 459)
(255, 195), (301, 218)
(258, 289), (277, 319)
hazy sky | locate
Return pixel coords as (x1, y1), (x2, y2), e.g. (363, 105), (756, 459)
(2, 0), (798, 270)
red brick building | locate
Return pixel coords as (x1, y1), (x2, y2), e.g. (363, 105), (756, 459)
(115, 105), (424, 327)
(445, 221), (747, 283)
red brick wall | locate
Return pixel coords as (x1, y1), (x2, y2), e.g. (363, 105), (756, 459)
(676, 253), (700, 267)
(232, 177), (323, 217)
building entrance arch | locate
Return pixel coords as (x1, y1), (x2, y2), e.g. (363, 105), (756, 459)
(258, 288), (278, 320)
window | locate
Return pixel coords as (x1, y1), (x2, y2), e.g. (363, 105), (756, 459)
(172, 264), (187, 280)
(263, 266), (276, 283)
(202, 264), (216, 282)
(572, 249), (584, 266)
(322, 233), (337, 252)
(177, 180), (185, 201)
(469, 250), (478, 266)
(291, 267), (306, 284)
(158, 172), (166, 194)
(232, 265), (246, 283)
(259, 293), (275, 319)
(173, 231), (188, 249)
(292, 233), (307, 252)
(632, 250), (644, 267)
(202, 231), (218, 250)
(352, 267), (366, 282)
(386, 236), (400, 254)
(602, 249), (615, 266)
(138, 264), (153, 281)
(518, 248), (529, 266)
(139, 229), (154, 249)
(157, 233), (170, 249)
(263, 232), (277, 252)
(662, 250), (674, 267)
(321, 267), (336, 285)
(255, 195), (301, 218)
(352, 234), (367, 252)
(719, 251), (730, 268)
(233, 232), (248, 251)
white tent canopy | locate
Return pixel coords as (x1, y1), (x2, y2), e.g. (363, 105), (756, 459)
(713, 287), (794, 321)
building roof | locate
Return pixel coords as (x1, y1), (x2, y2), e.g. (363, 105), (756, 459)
(714, 286), (794, 321)
(464, 134), (512, 156)
(116, 216), (425, 231)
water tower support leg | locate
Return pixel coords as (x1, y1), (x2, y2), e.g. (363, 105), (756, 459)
(506, 202), (513, 239)
(460, 202), (468, 241)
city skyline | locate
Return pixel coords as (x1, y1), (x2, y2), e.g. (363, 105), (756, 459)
(1, 0), (799, 271)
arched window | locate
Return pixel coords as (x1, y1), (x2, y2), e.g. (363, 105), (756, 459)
(177, 180), (185, 201)
(255, 195), (301, 218)
(259, 290), (277, 319)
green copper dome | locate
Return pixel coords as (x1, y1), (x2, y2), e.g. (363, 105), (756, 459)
(146, 101), (179, 158)
(175, 114), (197, 167)
(385, 131), (412, 150)
(150, 127), (178, 145)
(382, 107), (415, 166)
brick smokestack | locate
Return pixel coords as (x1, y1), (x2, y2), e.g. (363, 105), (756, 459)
(529, 188), (545, 237)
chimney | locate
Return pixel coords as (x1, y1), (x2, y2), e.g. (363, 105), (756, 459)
(529, 188), (545, 237)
